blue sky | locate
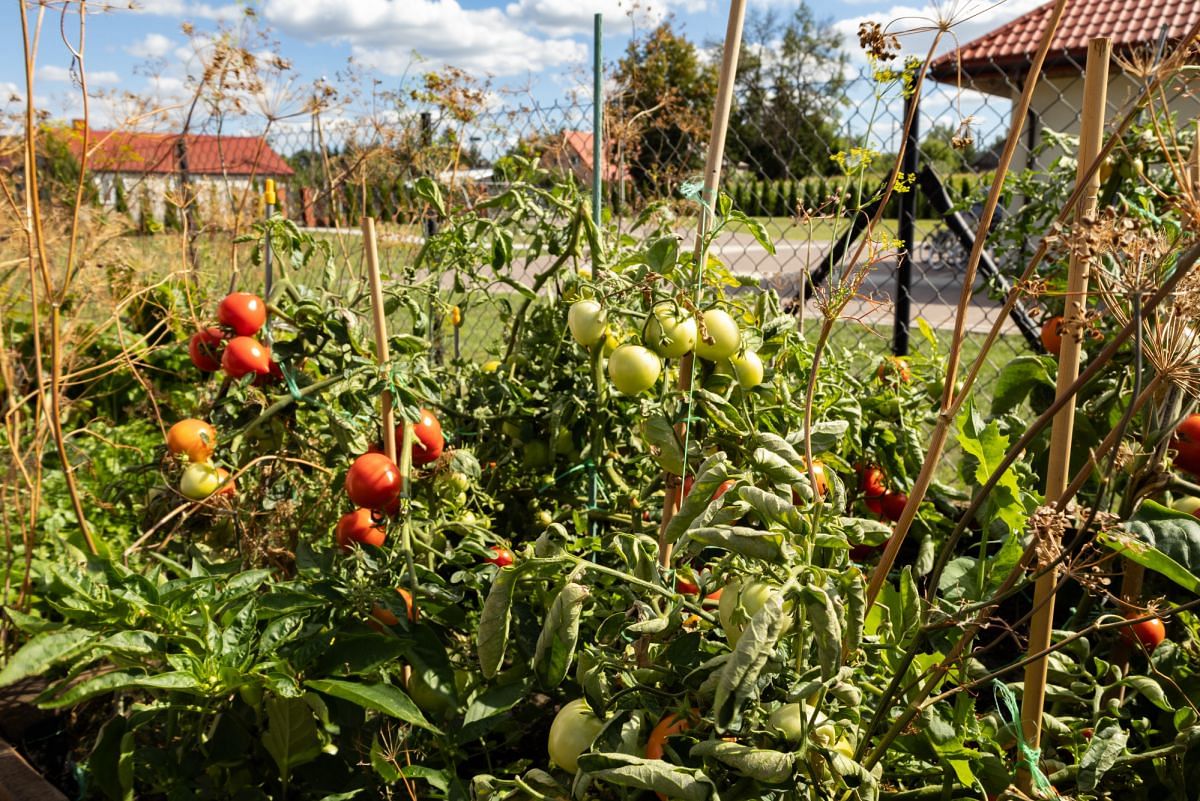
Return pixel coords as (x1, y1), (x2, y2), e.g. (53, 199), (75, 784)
(4, 0), (1043, 142)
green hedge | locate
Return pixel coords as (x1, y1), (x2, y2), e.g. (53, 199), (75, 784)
(725, 173), (993, 220)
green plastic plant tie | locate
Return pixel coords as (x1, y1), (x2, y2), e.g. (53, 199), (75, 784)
(538, 460), (599, 507)
(991, 680), (1056, 798)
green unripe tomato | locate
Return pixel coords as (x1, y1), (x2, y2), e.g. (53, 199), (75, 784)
(607, 345), (662, 395)
(695, 308), (741, 361)
(1171, 496), (1200, 516)
(553, 428), (575, 455)
(547, 698), (604, 773)
(180, 461), (221, 500)
(718, 579), (793, 645)
(729, 350), (764, 389)
(644, 304), (698, 358)
(407, 668), (457, 719)
(769, 702), (827, 742)
(524, 440), (550, 468)
(568, 300), (608, 347)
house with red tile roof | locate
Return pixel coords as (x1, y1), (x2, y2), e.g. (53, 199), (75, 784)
(539, 130), (627, 188)
(929, 0), (1200, 168)
(60, 122), (293, 227)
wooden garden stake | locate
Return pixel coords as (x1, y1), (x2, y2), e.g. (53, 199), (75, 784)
(362, 216), (397, 464)
(1017, 37), (1111, 796)
(657, 0), (747, 565)
(363, 216), (419, 621)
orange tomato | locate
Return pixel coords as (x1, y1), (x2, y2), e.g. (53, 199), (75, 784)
(1041, 315), (1063, 354)
(166, 419), (217, 462)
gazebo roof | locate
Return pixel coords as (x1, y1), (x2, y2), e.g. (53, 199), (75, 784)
(929, 0), (1200, 88)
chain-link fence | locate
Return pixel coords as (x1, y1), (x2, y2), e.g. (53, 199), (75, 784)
(66, 42), (1192, 392)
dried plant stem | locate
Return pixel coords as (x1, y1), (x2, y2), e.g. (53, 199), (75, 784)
(865, 0), (1071, 611)
(1019, 40), (1110, 791)
(19, 0), (96, 555)
(856, 241), (1200, 774)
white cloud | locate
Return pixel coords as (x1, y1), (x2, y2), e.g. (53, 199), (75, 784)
(36, 64), (120, 86)
(127, 33), (175, 59)
(261, 0), (591, 77)
(130, 0), (244, 22)
(504, 0), (682, 37)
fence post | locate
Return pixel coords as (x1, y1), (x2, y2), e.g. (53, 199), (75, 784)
(893, 90), (919, 356)
(264, 178), (276, 298)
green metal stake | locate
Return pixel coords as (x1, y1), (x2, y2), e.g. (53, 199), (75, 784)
(589, 11), (603, 531)
(592, 12), (603, 232)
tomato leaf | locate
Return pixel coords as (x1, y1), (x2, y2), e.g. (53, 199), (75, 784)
(714, 590), (786, 731)
(956, 401), (1028, 536)
(477, 565), (520, 679)
(664, 454), (732, 544)
(689, 740), (795, 783)
(1102, 500), (1200, 593)
(683, 526), (789, 561)
(534, 582), (589, 688)
(575, 753), (717, 801)
(1078, 719), (1128, 791)
(991, 355), (1055, 415)
(305, 679), (440, 733)
(642, 414), (686, 475)
(801, 586), (843, 680)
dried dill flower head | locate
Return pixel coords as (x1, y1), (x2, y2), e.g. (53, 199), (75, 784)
(859, 22), (901, 62)
(1092, 210), (1200, 396)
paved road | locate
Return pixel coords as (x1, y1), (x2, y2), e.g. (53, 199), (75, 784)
(708, 230), (1026, 336)
(310, 225), (1031, 338)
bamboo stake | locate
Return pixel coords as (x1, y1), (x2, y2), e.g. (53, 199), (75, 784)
(657, 0), (748, 565)
(1017, 37), (1111, 796)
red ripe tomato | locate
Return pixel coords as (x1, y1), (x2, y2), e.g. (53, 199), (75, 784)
(335, 507), (386, 550)
(790, 461), (829, 500)
(222, 336), (271, 379)
(1121, 614), (1166, 650)
(253, 358), (284, 387)
(1041, 315), (1063, 354)
(682, 476), (735, 502)
(1176, 414), (1200, 446)
(849, 538), (889, 561)
(865, 495), (885, 515)
(189, 327), (225, 372)
(218, 292), (267, 336)
(675, 575), (700, 595)
(403, 408), (445, 466)
(858, 465), (887, 498)
(345, 453), (404, 510)
(881, 492), (909, 522)
(1172, 414), (1200, 476)
(485, 545), (515, 567)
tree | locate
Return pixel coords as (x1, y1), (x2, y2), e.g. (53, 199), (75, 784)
(610, 20), (718, 199)
(727, 5), (849, 180)
(920, 123), (978, 175)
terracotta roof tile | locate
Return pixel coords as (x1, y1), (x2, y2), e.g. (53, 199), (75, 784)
(930, 0), (1200, 80)
(63, 127), (294, 177)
